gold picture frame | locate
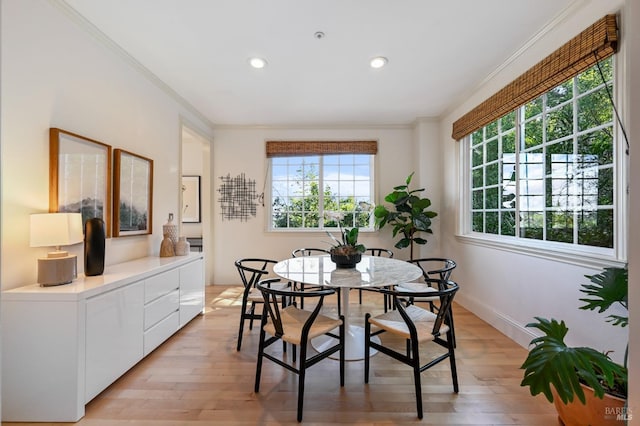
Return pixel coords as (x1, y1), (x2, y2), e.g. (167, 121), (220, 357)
(49, 128), (112, 237)
(113, 149), (153, 237)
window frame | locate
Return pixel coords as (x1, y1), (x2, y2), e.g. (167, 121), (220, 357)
(458, 54), (628, 268)
(267, 153), (376, 232)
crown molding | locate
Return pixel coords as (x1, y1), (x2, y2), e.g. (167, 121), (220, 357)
(212, 122), (414, 131)
(438, 0), (589, 121)
(50, 0), (216, 130)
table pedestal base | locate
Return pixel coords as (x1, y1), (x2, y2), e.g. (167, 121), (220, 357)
(311, 324), (379, 361)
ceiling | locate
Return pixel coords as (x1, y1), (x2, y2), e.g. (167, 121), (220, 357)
(62, 0), (575, 127)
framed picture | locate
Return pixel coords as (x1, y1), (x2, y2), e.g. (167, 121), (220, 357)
(113, 149), (153, 237)
(182, 175), (201, 223)
(49, 128), (112, 237)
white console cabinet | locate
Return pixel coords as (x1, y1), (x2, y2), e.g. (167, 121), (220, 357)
(1, 253), (204, 422)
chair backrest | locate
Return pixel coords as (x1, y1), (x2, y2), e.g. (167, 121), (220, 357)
(257, 278), (337, 338)
(235, 258), (278, 290)
(408, 258), (457, 281)
(384, 279), (459, 337)
(292, 248), (330, 257)
(365, 248), (394, 258)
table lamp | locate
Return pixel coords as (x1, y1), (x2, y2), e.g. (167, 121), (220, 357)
(30, 212), (83, 286)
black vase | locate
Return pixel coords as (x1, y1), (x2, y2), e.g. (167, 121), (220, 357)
(84, 217), (106, 276)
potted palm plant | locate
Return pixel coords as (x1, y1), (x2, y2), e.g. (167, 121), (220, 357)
(373, 172), (437, 259)
(520, 265), (628, 425)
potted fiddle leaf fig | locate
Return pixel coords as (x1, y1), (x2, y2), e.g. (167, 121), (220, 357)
(373, 172), (437, 259)
(520, 265), (628, 425)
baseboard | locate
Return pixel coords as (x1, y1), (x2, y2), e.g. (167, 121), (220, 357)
(455, 292), (537, 349)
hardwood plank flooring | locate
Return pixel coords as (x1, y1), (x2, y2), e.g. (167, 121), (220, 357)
(3, 285), (559, 425)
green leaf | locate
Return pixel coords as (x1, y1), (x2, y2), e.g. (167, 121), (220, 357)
(520, 317), (627, 404)
(406, 171), (414, 185)
(394, 238), (411, 249)
(373, 205), (389, 218)
(579, 266), (628, 327)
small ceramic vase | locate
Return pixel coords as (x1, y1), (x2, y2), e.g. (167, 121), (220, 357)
(162, 213), (178, 247)
(175, 236), (190, 256)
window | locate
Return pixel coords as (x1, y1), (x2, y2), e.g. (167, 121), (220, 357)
(467, 57), (617, 250)
(270, 153), (375, 230)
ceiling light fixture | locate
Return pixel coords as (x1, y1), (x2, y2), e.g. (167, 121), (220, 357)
(370, 56), (388, 69)
(248, 57), (267, 69)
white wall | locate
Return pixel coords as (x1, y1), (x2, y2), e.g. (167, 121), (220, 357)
(209, 124), (442, 284)
(0, 0), (213, 290)
(624, 0), (639, 414)
(439, 0), (628, 365)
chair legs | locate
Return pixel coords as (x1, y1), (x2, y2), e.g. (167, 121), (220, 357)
(236, 299), (256, 351)
(364, 315), (458, 420)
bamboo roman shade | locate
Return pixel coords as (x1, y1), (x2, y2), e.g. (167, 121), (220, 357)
(266, 140), (378, 157)
(451, 14), (618, 140)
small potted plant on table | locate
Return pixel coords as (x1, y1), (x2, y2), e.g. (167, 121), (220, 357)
(326, 226), (366, 268)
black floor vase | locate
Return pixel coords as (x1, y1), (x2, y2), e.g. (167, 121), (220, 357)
(84, 217), (106, 276)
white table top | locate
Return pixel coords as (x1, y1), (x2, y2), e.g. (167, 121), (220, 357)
(274, 254), (422, 289)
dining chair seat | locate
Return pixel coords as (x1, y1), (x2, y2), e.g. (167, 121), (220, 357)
(367, 303), (449, 341)
(395, 282), (439, 300)
(263, 304), (343, 346)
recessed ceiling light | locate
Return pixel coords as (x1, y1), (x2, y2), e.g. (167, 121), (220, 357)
(249, 57), (267, 69)
(370, 56), (388, 69)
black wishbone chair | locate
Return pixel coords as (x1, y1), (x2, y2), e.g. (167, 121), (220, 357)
(234, 258), (290, 351)
(291, 248), (337, 311)
(361, 248), (394, 310)
(364, 279), (460, 419)
(397, 258), (458, 345)
(254, 278), (345, 422)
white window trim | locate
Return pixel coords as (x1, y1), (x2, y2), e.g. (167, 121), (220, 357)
(457, 52), (628, 269)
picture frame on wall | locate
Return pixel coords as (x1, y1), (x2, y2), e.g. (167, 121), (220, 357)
(49, 128), (112, 237)
(182, 175), (201, 223)
(113, 149), (153, 237)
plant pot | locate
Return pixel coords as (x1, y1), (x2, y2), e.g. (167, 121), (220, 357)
(330, 253), (362, 268)
(552, 383), (627, 426)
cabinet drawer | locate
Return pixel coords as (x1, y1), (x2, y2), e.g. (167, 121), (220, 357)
(144, 311), (179, 356)
(145, 269), (179, 303)
(144, 289), (179, 330)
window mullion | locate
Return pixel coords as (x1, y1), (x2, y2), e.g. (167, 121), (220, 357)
(572, 75), (580, 245)
(515, 108), (523, 237)
(319, 156), (325, 228)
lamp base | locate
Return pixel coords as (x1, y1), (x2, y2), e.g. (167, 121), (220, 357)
(37, 255), (77, 286)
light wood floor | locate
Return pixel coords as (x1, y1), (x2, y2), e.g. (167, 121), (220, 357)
(4, 285), (559, 425)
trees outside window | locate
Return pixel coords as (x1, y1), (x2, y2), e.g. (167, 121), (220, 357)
(468, 57), (615, 249)
(270, 154), (374, 230)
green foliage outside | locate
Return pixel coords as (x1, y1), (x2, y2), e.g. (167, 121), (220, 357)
(272, 163), (371, 230)
(470, 58), (614, 248)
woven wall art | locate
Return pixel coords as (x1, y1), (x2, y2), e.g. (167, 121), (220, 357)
(217, 173), (257, 221)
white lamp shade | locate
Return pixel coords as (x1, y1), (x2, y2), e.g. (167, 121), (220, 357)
(30, 213), (84, 248)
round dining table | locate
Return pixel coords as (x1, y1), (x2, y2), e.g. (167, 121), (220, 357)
(274, 254), (422, 361)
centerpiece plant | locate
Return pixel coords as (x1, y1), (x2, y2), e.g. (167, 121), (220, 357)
(326, 224), (366, 268)
(326, 226), (366, 256)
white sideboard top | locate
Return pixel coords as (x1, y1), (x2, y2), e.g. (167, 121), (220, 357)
(2, 253), (204, 302)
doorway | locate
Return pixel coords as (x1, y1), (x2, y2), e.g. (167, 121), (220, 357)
(181, 123), (212, 284)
